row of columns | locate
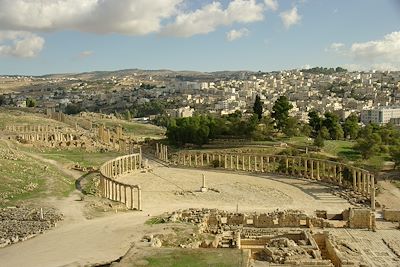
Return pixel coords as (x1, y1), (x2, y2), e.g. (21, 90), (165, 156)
(6, 125), (58, 133)
(155, 143), (168, 162)
(99, 177), (142, 210)
(174, 152), (376, 210)
(18, 133), (76, 142)
(99, 152), (143, 210)
(101, 154), (142, 179)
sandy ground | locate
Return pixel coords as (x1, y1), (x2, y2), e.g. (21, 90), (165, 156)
(0, 159), (355, 267)
(376, 180), (400, 209)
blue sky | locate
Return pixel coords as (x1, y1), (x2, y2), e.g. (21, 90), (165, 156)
(0, 0), (399, 75)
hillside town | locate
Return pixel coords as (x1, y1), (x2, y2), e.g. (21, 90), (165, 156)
(1, 68), (400, 125)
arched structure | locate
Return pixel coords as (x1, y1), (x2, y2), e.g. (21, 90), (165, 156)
(155, 145), (376, 210)
(99, 153), (143, 210)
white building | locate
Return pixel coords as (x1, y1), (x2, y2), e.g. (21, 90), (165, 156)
(361, 106), (400, 124)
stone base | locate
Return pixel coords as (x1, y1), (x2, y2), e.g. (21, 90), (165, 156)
(200, 187), (208, 192)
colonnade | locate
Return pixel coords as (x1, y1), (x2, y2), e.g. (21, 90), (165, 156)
(171, 150), (376, 210)
(155, 143), (168, 162)
(18, 132), (77, 142)
(6, 124), (58, 133)
(99, 153), (143, 210)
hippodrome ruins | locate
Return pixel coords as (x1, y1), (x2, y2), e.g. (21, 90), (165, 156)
(0, 110), (400, 267)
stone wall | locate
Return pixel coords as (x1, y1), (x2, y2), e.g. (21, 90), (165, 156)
(383, 209), (400, 222)
(344, 208), (376, 230)
(155, 144), (376, 210)
(99, 151), (143, 210)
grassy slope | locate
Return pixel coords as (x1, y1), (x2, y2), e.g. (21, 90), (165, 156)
(38, 149), (123, 167)
(0, 142), (75, 207)
(144, 249), (246, 267)
(95, 118), (165, 139)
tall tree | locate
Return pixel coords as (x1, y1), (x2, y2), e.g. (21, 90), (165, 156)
(308, 110), (322, 137)
(271, 96), (293, 132)
(253, 94), (263, 120)
(343, 113), (360, 139)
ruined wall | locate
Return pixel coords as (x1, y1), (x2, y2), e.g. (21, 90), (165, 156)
(346, 208), (376, 229)
(383, 209), (400, 222)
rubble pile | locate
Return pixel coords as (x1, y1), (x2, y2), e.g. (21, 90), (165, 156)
(0, 206), (63, 247)
(330, 188), (370, 207)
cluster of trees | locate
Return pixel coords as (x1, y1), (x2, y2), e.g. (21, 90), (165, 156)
(301, 67), (347, 74)
(307, 110), (400, 165)
(166, 112), (266, 146)
(354, 123), (400, 162)
(167, 95), (296, 147)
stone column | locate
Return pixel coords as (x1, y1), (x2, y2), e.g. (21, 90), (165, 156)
(316, 161), (320, 180)
(353, 169), (357, 191)
(207, 154), (210, 165)
(362, 172), (367, 196)
(230, 155), (233, 169)
(357, 171), (362, 193)
(189, 154), (192, 166)
(310, 160), (314, 179)
(156, 143), (159, 157)
(218, 154), (221, 167)
(285, 157), (289, 175)
(367, 174), (371, 195)
(248, 155), (251, 171)
(291, 158), (295, 175)
(266, 157), (270, 173)
(130, 186), (134, 210)
(242, 155), (245, 171)
(224, 155), (227, 169)
(254, 156), (258, 172)
(338, 165), (342, 185)
(201, 154), (204, 166)
(118, 184), (122, 202)
(304, 159), (308, 178)
(260, 156), (264, 172)
(371, 175), (375, 210)
(236, 155), (239, 170)
(124, 186), (127, 207)
(137, 186), (142, 211)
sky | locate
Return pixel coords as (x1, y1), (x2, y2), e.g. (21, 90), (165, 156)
(0, 0), (399, 75)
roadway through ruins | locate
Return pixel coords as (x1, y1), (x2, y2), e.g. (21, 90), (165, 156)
(0, 157), (355, 267)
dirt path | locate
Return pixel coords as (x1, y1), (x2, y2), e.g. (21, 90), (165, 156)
(376, 180), (400, 209)
(0, 156), (354, 267)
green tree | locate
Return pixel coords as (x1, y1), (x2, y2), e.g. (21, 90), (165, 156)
(65, 103), (81, 115)
(124, 110), (132, 121)
(26, 98), (36, 107)
(320, 126), (330, 139)
(253, 94), (263, 120)
(308, 110), (322, 137)
(343, 114), (360, 139)
(0, 95), (5, 106)
(283, 117), (300, 137)
(271, 96), (293, 132)
(313, 133), (325, 148)
(390, 145), (400, 168)
(322, 112), (343, 140)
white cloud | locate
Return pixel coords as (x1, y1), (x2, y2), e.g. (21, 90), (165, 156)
(226, 28), (250, 41)
(0, 0), (183, 35)
(325, 42), (345, 53)
(0, 31), (44, 57)
(280, 7), (301, 29)
(350, 31), (400, 61)
(162, 0), (264, 37)
(79, 50), (94, 58)
(264, 0), (278, 11)
(330, 31), (400, 71)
